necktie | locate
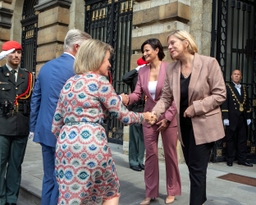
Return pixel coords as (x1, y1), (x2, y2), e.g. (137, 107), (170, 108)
(11, 69), (17, 82)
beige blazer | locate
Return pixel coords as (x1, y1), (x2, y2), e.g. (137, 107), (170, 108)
(152, 53), (226, 145)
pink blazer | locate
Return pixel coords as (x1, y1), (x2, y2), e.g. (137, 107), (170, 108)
(152, 53), (226, 145)
(128, 61), (177, 128)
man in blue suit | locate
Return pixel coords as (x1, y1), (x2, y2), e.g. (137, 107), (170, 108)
(29, 29), (91, 205)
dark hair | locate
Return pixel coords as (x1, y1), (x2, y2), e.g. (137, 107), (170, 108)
(141, 38), (165, 61)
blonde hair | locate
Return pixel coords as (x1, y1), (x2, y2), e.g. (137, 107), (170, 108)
(74, 39), (113, 74)
(167, 30), (198, 57)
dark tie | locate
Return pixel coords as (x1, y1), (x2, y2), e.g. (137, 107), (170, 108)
(11, 69), (17, 82)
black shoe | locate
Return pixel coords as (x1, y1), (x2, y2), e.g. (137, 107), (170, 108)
(227, 161), (233, 166)
(5, 203), (17, 205)
(139, 164), (145, 170)
(238, 161), (253, 167)
(130, 165), (142, 171)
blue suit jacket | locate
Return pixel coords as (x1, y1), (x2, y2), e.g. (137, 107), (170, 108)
(30, 53), (75, 147)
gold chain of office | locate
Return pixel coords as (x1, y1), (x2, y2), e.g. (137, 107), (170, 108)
(227, 84), (246, 112)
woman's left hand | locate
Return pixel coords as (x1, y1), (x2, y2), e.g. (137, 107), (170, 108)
(184, 105), (195, 118)
(156, 119), (170, 131)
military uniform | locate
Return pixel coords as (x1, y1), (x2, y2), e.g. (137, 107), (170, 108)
(0, 65), (33, 205)
(222, 82), (251, 164)
(123, 68), (145, 170)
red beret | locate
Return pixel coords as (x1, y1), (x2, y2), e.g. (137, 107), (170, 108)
(2, 40), (22, 51)
(137, 57), (147, 66)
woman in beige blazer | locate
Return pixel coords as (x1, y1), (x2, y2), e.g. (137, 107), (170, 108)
(152, 30), (226, 205)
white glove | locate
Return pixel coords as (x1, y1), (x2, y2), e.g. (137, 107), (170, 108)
(223, 119), (229, 126)
(247, 119), (251, 125)
(0, 48), (15, 60)
(135, 66), (141, 71)
(28, 132), (34, 140)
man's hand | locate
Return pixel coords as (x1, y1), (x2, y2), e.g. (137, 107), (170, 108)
(0, 48), (15, 60)
(28, 132), (34, 140)
(247, 119), (251, 125)
(223, 119), (229, 126)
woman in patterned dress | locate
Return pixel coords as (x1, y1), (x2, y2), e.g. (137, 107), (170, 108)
(52, 39), (152, 205)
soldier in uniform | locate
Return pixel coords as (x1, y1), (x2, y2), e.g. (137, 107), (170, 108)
(0, 41), (33, 205)
(222, 69), (253, 167)
(122, 57), (147, 171)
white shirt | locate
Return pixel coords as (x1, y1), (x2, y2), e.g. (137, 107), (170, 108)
(6, 64), (19, 82)
(148, 81), (157, 100)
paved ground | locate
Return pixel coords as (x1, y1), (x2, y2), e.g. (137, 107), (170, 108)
(18, 140), (256, 205)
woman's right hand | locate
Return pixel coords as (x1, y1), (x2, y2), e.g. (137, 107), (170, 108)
(120, 93), (129, 106)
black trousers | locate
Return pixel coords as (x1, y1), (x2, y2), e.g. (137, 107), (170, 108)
(181, 125), (213, 205)
(225, 115), (247, 163)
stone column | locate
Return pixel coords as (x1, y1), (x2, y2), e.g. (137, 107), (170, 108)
(34, 0), (71, 74)
(0, 0), (13, 66)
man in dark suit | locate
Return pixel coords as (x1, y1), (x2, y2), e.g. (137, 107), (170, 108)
(222, 69), (253, 167)
(0, 41), (34, 205)
(122, 57), (146, 171)
(29, 29), (91, 205)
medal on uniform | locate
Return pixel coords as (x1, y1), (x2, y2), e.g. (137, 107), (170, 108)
(239, 104), (244, 112)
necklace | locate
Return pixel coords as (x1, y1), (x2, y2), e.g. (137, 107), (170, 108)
(227, 84), (246, 112)
(181, 73), (191, 78)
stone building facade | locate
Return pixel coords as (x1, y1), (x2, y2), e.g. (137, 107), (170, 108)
(0, 0), (255, 162)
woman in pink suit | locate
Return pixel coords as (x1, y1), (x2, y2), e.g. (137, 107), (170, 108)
(122, 38), (181, 205)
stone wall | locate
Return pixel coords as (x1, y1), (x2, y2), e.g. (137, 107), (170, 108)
(0, 0), (213, 163)
(124, 0), (213, 162)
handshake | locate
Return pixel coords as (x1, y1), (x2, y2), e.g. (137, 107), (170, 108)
(143, 111), (157, 125)
(120, 93), (129, 106)
(119, 93), (157, 124)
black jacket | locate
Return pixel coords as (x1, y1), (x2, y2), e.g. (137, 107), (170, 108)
(122, 68), (144, 112)
(0, 65), (33, 136)
(221, 82), (251, 131)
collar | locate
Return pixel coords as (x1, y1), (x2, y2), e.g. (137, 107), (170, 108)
(64, 52), (75, 59)
(6, 64), (19, 73)
(232, 81), (241, 88)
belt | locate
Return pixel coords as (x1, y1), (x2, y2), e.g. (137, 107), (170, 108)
(65, 121), (102, 126)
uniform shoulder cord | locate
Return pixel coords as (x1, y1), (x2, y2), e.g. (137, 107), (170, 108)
(14, 72), (34, 107)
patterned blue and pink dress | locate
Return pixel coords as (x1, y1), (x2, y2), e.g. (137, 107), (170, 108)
(52, 72), (144, 205)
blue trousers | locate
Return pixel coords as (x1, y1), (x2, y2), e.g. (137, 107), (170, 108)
(41, 144), (59, 205)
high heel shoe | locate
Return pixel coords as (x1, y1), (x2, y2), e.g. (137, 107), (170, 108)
(165, 196), (175, 204)
(140, 197), (155, 205)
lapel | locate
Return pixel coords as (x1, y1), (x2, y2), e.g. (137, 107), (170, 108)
(188, 53), (202, 104)
(140, 65), (153, 101)
(155, 62), (166, 100)
(2, 66), (16, 85)
(16, 68), (26, 86)
(172, 62), (181, 114)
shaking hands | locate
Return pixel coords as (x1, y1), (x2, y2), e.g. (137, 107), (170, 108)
(119, 93), (157, 124)
(143, 111), (157, 125)
(120, 93), (129, 106)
